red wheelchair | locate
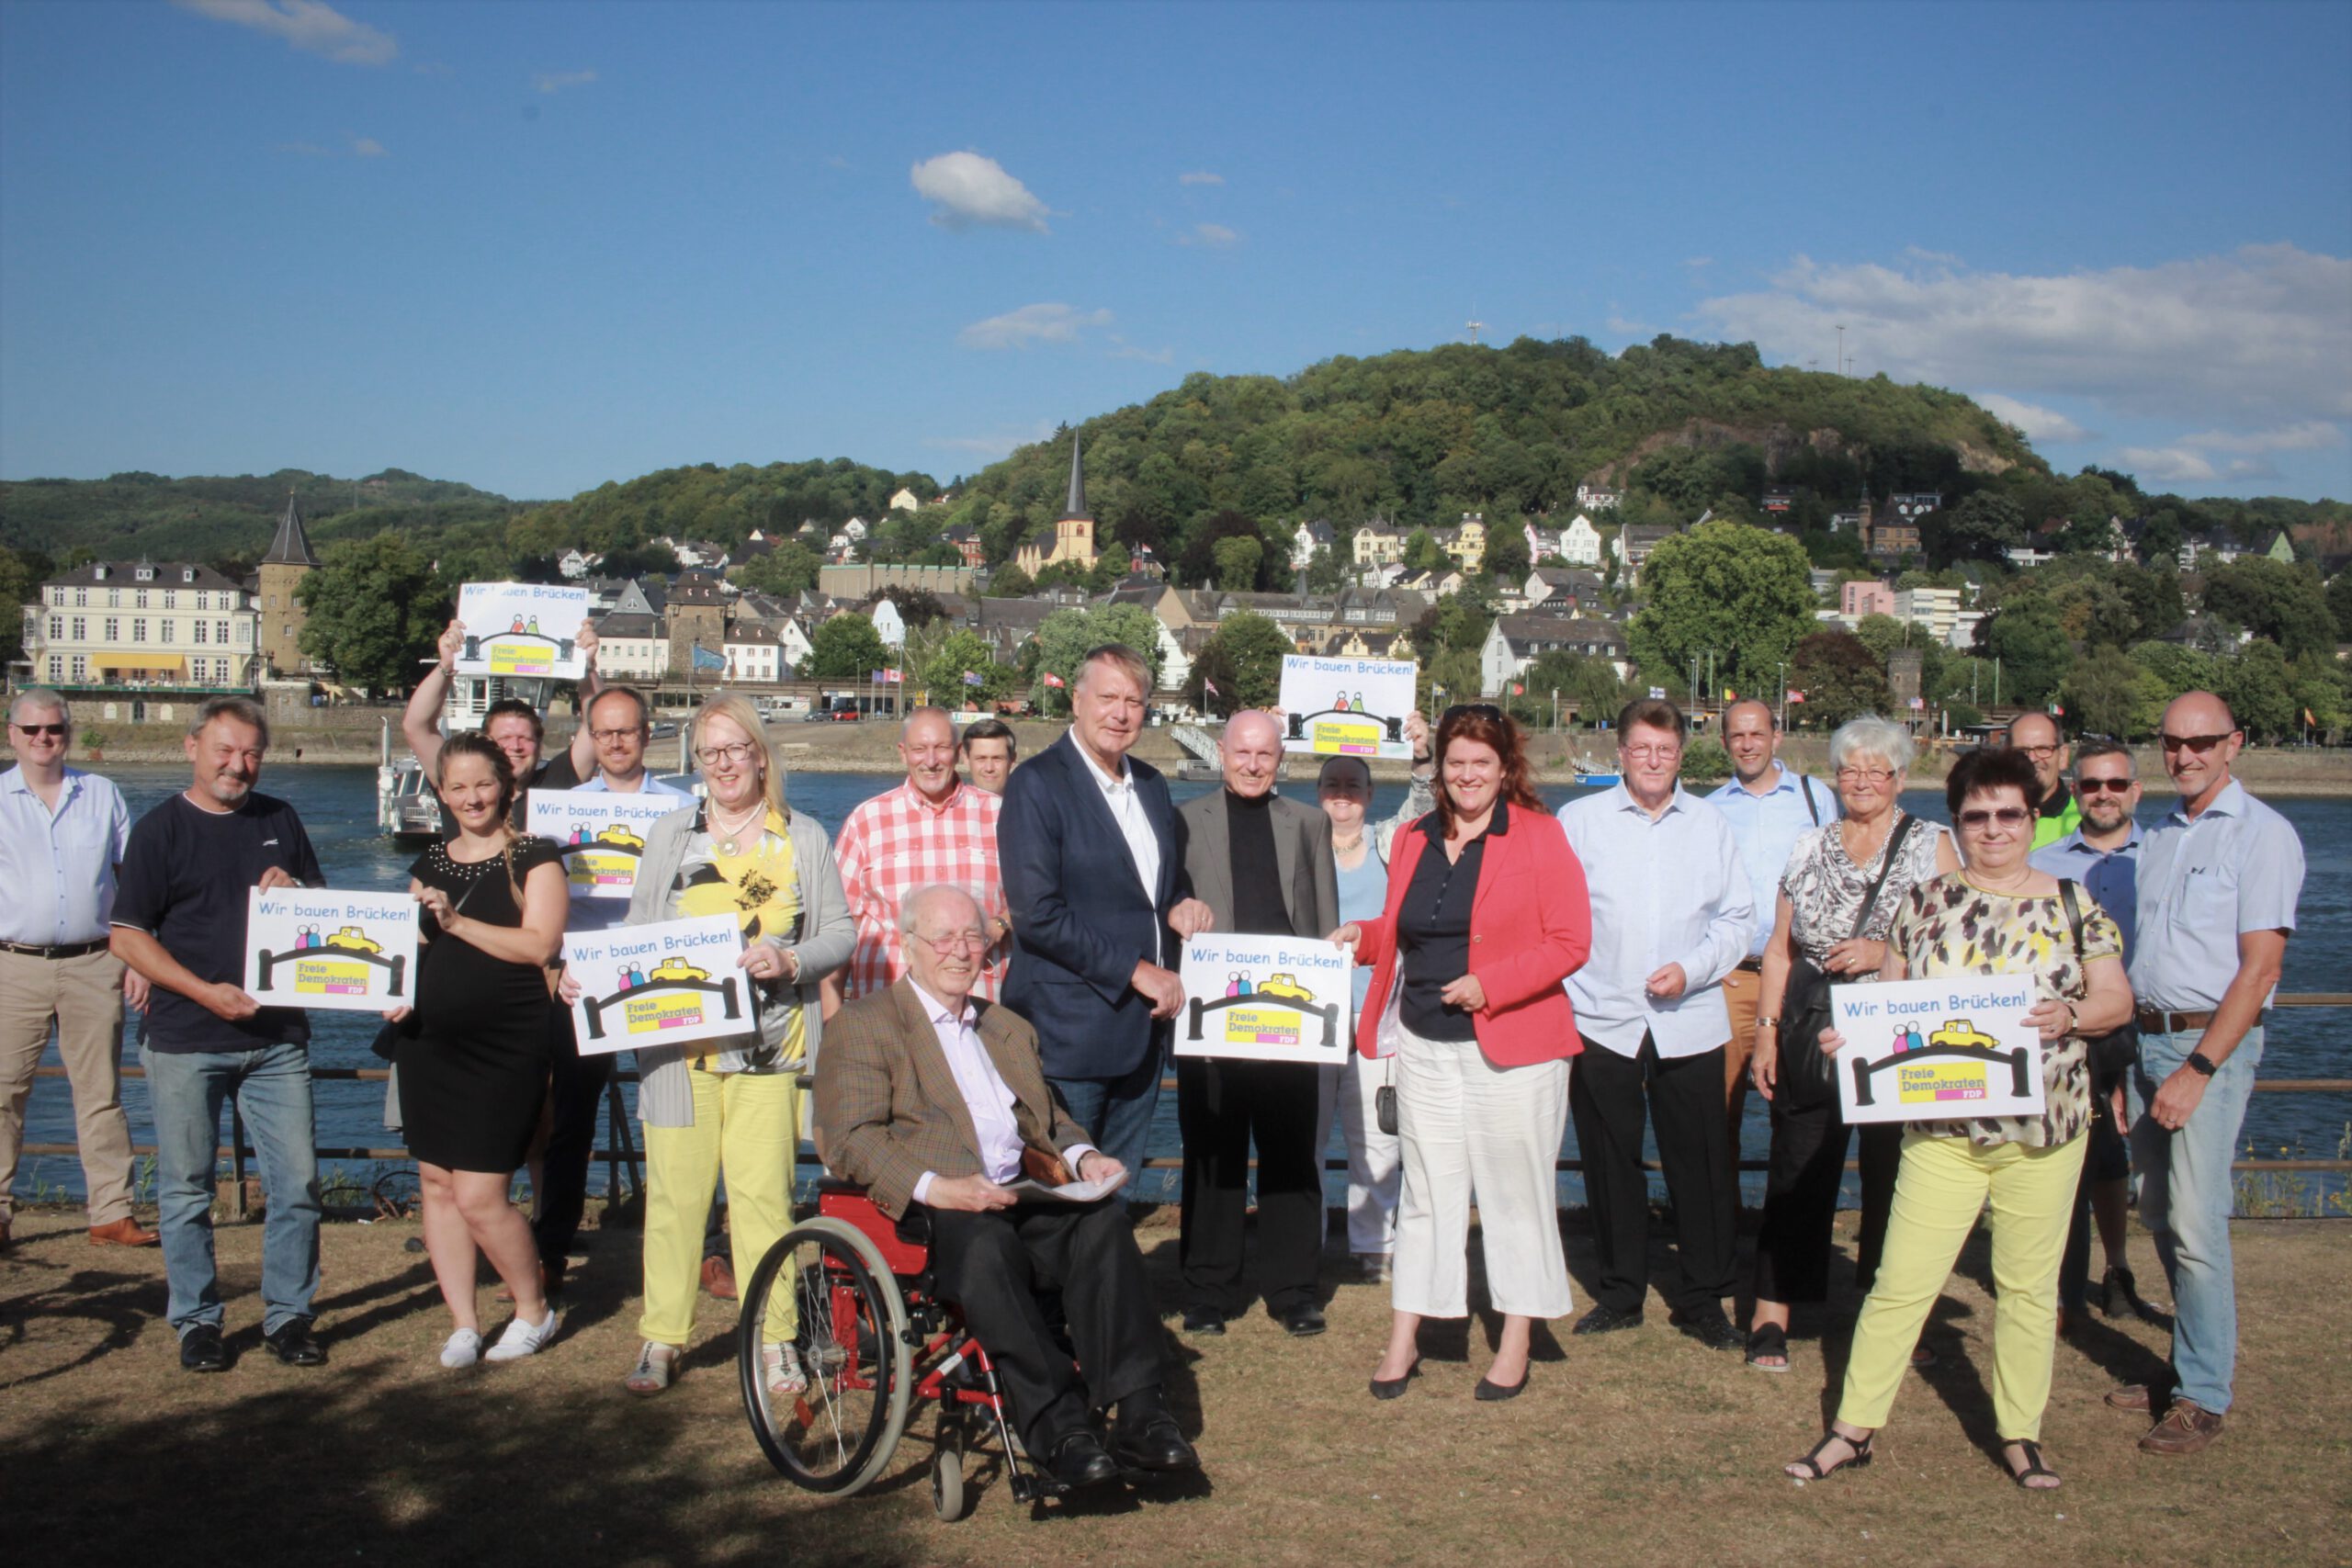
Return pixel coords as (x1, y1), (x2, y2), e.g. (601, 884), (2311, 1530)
(736, 1179), (1049, 1520)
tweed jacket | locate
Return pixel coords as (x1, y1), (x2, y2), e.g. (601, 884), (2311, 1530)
(1174, 789), (1339, 942)
(816, 978), (1090, 1221)
(625, 801), (856, 1127)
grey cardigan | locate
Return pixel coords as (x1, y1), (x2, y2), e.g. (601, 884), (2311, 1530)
(624, 802), (856, 1128)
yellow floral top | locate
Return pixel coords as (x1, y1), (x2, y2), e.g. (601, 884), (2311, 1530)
(672, 807), (804, 1073)
(1883, 873), (2120, 1148)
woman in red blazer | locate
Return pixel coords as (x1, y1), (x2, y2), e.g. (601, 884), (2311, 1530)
(1333, 705), (1591, 1402)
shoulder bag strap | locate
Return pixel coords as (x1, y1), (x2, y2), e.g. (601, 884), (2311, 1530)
(1801, 773), (1820, 825)
(2057, 877), (2086, 963)
(1848, 813), (1917, 941)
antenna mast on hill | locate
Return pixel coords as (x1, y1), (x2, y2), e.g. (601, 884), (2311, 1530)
(1465, 316), (1486, 344)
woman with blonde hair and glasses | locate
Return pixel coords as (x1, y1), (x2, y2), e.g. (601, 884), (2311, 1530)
(1745, 715), (1956, 1372)
(560, 694), (854, 1395)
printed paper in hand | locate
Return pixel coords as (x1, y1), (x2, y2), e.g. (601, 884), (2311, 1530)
(1830, 975), (2046, 1125)
(455, 581), (591, 679)
(244, 887), (420, 1013)
(562, 914), (748, 1056)
(1006, 1174), (1121, 1204)
(1176, 931), (1354, 1064)
(527, 788), (684, 902)
(1275, 655), (1419, 760)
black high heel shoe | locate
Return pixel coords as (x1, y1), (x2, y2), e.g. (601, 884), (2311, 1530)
(1369, 1359), (1421, 1401)
(1474, 1369), (1530, 1402)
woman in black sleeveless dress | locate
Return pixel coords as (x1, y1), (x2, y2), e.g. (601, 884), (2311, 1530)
(386, 731), (569, 1369)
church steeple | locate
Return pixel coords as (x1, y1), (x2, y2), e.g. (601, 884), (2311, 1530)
(260, 491), (320, 568)
(1059, 430), (1090, 521)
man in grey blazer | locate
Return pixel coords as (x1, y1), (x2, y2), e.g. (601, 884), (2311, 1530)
(1173, 709), (1340, 1337)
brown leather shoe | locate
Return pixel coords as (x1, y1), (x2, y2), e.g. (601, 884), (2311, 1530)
(701, 1254), (738, 1300)
(89, 1217), (160, 1247)
(2139, 1399), (2223, 1454)
(2104, 1383), (2156, 1413)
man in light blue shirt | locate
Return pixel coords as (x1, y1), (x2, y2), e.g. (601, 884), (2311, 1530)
(1706, 698), (1835, 1153)
(0, 690), (157, 1251)
(1558, 698), (1755, 1349)
(2109, 692), (2304, 1456)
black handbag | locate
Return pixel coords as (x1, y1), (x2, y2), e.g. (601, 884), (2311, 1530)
(1776, 815), (1917, 1111)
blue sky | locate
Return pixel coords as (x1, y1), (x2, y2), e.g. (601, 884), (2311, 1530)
(3, 0), (2347, 502)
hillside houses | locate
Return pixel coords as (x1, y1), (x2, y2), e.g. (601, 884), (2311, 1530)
(1479, 613), (1631, 698)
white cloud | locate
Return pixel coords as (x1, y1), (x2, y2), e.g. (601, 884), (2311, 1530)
(1179, 171), (1225, 186)
(1175, 222), (1240, 249)
(2174, 420), (2343, 456)
(1977, 394), (2088, 445)
(349, 135), (387, 157)
(910, 152), (1050, 233)
(2113, 446), (2222, 484)
(924, 420), (1057, 459)
(173, 0), (396, 65)
(1109, 338), (1176, 365)
(1605, 312), (1648, 335)
(956, 303), (1113, 351)
(2119, 421), (2346, 486)
(1695, 243), (2352, 431)
(534, 68), (598, 94)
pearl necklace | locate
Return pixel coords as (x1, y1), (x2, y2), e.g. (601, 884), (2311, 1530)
(709, 800), (766, 857)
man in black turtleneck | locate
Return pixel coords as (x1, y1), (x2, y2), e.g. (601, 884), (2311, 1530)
(1172, 710), (1340, 1337)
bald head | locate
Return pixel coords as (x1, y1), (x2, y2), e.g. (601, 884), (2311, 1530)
(898, 706), (959, 802)
(898, 883), (987, 1002)
(2158, 690), (2241, 807)
(1220, 709), (1283, 799)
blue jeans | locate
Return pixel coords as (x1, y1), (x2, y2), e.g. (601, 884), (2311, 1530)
(1049, 1044), (1165, 1204)
(2130, 1023), (2260, 1413)
(142, 1043), (322, 1337)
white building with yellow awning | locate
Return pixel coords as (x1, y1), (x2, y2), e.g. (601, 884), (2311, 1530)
(19, 560), (258, 691)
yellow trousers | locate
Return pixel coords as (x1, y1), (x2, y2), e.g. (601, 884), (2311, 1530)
(1838, 1129), (2087, 1442)
(639, 1066), (798, 1347)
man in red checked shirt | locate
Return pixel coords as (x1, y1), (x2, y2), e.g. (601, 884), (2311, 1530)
(821, 707), (1010, 1017)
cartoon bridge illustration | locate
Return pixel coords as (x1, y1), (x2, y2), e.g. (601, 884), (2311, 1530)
(462, 628), (579, 662)
(1849, 1021), (2033, 1108)
(1186, 987), (1341, 1049)
(1284, 707), (1404, 745)
(255, 939), (408, 996)
(580, 972), (744, 1042)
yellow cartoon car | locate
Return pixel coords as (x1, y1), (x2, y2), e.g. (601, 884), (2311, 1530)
(649, 957), (710, 984)
(1254, 972), (1316, 1002)
(325, 926), (380, 954)
(1928, 1020), (2001, 1053)
(594, 825), (645, 849)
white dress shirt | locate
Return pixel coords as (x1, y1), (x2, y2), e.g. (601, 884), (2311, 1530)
(1075, 739), (1163, 953)
(0, 764), (130, 946)
(908, 980), (1091, 1202)
(1556, 783), (1756, 1059)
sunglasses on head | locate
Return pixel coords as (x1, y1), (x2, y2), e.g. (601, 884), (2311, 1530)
(1441, 704), (1504, 725)
(11, 722), (67, 738)
(2159, 731), (2234, 754)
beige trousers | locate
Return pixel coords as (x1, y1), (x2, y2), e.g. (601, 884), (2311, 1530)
(0, 947), (137, 1225)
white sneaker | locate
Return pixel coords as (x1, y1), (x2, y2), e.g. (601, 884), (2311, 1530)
(439, 1327), (483, 1369)
(483, 1308), (560, 1362)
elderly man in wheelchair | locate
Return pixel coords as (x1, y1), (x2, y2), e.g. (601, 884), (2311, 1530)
(812, 883), (1201, 1494)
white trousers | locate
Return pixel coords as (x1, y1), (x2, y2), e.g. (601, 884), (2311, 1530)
(1316, 1055), (1402, 1257)
(1392, 1023), (1573, 1321)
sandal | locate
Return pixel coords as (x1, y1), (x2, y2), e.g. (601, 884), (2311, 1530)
(2004, 1438), (2061, 1490)
(762, 1341), (808, 1397)
(1785, 1428), (1873, 1481)
(623, 1340), (680, 1395)
(1745, 1322), (1791, 1373)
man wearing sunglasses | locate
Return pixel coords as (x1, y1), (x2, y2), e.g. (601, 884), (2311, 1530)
(2007, 713), (2082, 852)
(0, 691), (158, 1254)
(2106, 692), (2303, 1455)
(2030, 739), (2154, 1332)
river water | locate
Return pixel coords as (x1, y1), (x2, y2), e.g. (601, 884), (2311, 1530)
(15, 764), (2348, 1211)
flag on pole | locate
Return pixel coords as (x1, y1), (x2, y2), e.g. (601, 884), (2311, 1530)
(1042, 671), (1067, 689)
(881, 669), (903, 683)
(1204, 678), (1220, 697)
(1787, 690), (1807, 704)
(691, 645), (726, 672)
(962, 671), (983, 686)
(869, 669), (885, 683)
(1510, 682), (1524, 696)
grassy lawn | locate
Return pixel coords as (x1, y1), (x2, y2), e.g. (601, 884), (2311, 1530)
(4, 1204), (2346, 1567)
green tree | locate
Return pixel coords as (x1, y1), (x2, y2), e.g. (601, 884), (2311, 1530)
(292, 531), (448, 694)
(1035, 604), (1169, 700)
(1212, 536), (1264, 591)
(1943, 491), (2027, 563)
(2059, 645), (2152, 739)
(804, 613), (889, 680)
(1305, 544), (1345, 592)
(730, 541), (821, 596)
(2220, 638), (2296, 741)
(1184, 610), (1291, 710)
(2289, 655), (2348, 738)
(1980, 604), (2074, 705)
(1628, 521), (1816, 699)
(1786, 631), (1892, 728)
(1521, 649), (1627, 728)
(1679, 737), (1734, 784)
(2326, 571), (2352, 648)
(983, 564), (1034, 598)
(0, 545), (46, 666)
(919, 629), (1013, 705)
(2200, 558), (2337, 660)
(1402, 529), (1448, 574)
(1484, 525), (1532, 586)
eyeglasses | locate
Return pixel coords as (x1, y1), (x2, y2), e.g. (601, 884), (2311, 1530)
(1621, 746), (1681, 762)
(917, 931), (988, 955)
(1441, 704), (1504, 725)
(1836, 767), (1895, 784)
(2075, 777), (2136, 795)
(1955, 807), (2031, 829)
(2159, 731), (2235, 754)
(10, 722), (67, 738)
(590, 727), (646, 744)
(2016, 744), (2062, 761)
(695, 741), (761, 766)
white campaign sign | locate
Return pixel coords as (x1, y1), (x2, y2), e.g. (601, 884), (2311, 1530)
(562, 914), (748, 1057)
(455, 581), (592, 680)
(1176, 931), (1354, 1064)
(244, 887), (421, 1013)
(1275, 655), (1419, 761)
(527, 789), (684, 903)
(1830, 975), (2046, 1125)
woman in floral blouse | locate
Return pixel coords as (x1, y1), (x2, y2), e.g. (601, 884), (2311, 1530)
(1783, 746), (2132, 1493)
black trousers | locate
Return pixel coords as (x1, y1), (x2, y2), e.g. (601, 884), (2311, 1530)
(1175, 1055), (1324, 1316)
(1568, 1035), (1736, 1316)
(2058, 1083), (2133, 1311)
(532, 1007), (612, 1271)
(926, 1199), (1167, 1455)
(1753, 1101), (1903, 1304)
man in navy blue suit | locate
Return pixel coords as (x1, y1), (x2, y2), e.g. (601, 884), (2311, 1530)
(1000, 644), (1211, 1200)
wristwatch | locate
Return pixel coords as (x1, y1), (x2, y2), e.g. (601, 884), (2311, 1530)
(2184, 1053), (2218, 1077)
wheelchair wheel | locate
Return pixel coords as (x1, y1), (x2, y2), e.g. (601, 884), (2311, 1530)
(930, 1413), (970, 1522)
(739, 1216), (913, 1495)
